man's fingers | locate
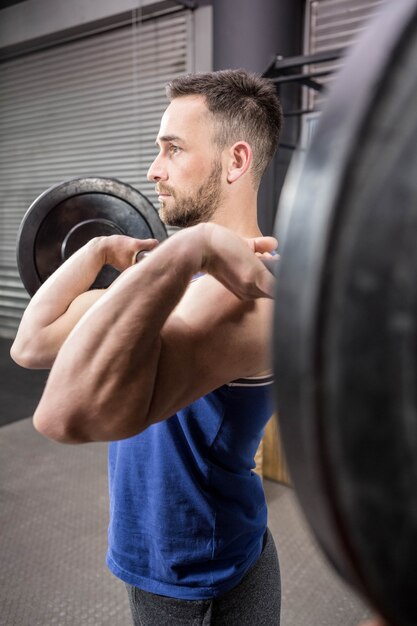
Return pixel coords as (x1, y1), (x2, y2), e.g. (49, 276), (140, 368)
(254, 265), (276, 299)
(260, 256), (279, 275)
(131, 239), (160, 265)
(250, 236), (278, 254)
(101, 235), (160, 271)
(199, 224), (278, 300)
(210, 248), (276, 300)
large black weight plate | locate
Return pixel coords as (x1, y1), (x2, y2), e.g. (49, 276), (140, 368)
(17, 177), (167, 296)
(274, 1), (417, 625)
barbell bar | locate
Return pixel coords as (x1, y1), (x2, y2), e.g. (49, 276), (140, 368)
(16, 177), (278, 296)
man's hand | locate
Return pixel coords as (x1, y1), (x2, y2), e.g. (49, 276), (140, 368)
(201, 225), (277, 300)
(249, 235), (278, 256)
(100, 235), (159, 271)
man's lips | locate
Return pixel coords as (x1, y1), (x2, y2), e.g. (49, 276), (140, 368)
(156, 188), (172, 199)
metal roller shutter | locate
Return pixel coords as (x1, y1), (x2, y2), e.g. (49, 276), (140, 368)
(304, 0), (387, 111)
(0, 10), (191, 338)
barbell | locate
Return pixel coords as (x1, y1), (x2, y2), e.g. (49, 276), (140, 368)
(16, 176), (277, 294)
(274, 1), (417, 625)
(13, 0), (417, 623)
(16, 176), (167, 296)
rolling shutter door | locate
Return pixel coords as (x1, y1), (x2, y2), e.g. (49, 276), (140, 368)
(0, 10), (191, 338)
(304, 0), (386, 112)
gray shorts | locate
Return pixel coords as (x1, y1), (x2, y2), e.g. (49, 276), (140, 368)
(125, 528), (281, 626)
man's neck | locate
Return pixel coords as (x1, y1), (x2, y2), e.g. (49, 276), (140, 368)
(208, 190), (261, 237)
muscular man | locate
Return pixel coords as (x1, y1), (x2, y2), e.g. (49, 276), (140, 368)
(11, 70), (283, 625)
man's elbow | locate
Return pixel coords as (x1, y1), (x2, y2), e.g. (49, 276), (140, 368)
(10, 340), (36, 368)
(32, 396), (141, 444)
(10, 337), (54, 370)
(33, 406), (90, 444)
(32, 385), (93, 445)
(32, 380), (151, 444)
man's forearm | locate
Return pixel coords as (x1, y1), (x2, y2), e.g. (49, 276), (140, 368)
(11, 238), (107, 363)
(21, 237), (106, 327)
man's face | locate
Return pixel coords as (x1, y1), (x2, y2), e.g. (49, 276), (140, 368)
(147, 96), (224, 228)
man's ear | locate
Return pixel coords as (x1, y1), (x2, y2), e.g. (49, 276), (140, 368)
(226, 142), (252, 183)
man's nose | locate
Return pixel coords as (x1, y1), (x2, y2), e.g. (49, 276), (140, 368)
(147, 155), (167, 182)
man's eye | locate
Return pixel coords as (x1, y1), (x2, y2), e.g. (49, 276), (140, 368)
(169, 145), (181, 155)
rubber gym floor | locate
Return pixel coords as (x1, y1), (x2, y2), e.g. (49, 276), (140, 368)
(0, 337), (373, 626)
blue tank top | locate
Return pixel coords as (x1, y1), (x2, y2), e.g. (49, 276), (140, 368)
(106, 377), (274, 600)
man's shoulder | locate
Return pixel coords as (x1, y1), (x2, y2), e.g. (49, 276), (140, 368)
(178, 272), (273, 324)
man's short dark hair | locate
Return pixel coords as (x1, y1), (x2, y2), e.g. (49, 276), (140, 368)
(166, 69), (283, 186)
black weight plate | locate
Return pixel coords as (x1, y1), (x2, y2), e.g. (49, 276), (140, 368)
(274, 1), (417, 625)
(17, 177), (167, 296)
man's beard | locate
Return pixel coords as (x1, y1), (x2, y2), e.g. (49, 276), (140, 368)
(158, 161), (223, 228)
